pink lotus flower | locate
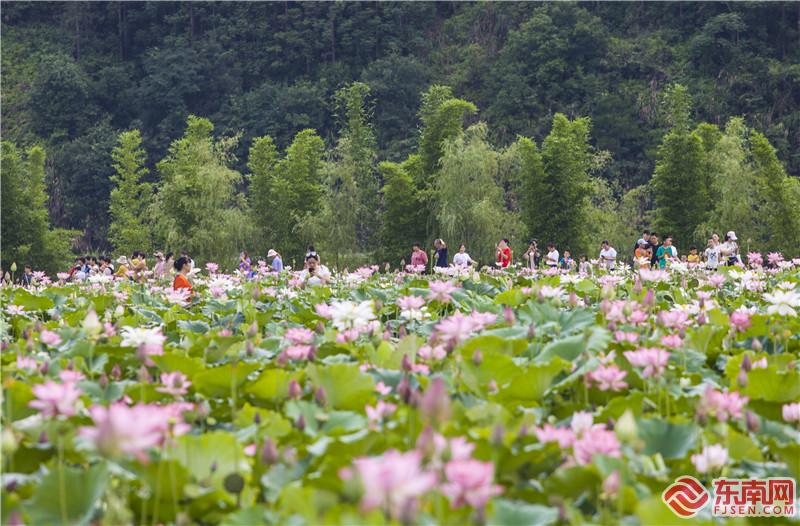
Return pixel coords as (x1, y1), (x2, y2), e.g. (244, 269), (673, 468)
(39, 330), (62, 346)
(284, 327), (314, 345)
(59, 370), (85, 383)
(397, 295), (425, 311)
(752, 357), (767, 369)
(747, 252), (763, 267)
(17, 355), (38, 372)
(781, 402), (800, 423)
(586, 364), (628, 391)
(469, 311), (497, 332)
(205, 262), (219, 273)
(658, 310), (690, 330)
(433, 311), (477, 348)
(427, 281), (457, 303)
(614, 331), (639, 344)
(729, 309), (752, 332)
(29, 380), (82, 418)
(417, 344), (447, 361)
(344, 449), (437, 520)
(365, 400), (397, 427)
(533, 424), (575, 448)
(602, 471), (621, 498)
(375, 381), (392, 396)
(699, 386), (747, 421)
(623, 348), (670, 378)
(286, 345), (313, 361)
(707, 274), (726, 288)
(572, 427), (621, 465)
(767, 252), (784, 266)
(660, 334), (683, 349)
(156, 372), (192, 396)
(80, 402), (191, 461)
(441, 459), (503, 509)
(314, 303), (333, 319)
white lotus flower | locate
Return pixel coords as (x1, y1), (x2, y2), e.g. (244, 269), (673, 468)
(763, 289), (800, 317)
(329, 300), (376, 331)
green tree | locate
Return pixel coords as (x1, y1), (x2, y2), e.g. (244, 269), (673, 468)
(651, 85), (709, 249)
(520, 114), (595, 253)
(378, 159), (426, 267)
(247, 129), (326, 262)
(435, 123), (524, 263)
(153, 115), (251, 266)
(108, 130), (153, 256)
(1, 142), (77, 274)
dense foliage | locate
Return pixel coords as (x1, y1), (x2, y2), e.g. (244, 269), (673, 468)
(2, 2), (800, 268)
(3, 259), (800, 524)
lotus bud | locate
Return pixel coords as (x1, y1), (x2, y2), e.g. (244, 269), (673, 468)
(607, 321), (617, 332)
(401, 354), (413, 373)
(398, 325), (407, 338)
(382, 330), (391, 340)
(737, 369), (748, 388)
(568, 292), (580, 307)
(288, 379), (302, 399)
(1, 428), (18, 456)
(209, 461), (217, 474)
(397, 376), (412, 404)
(83, 310), (102, 337)
(253, 412), (262, 425)
(419, 377), (451, 425)
(633, 278), (643, 295)
(98, 374), (109, 389)
(642, 289), (655, 308)
(38, 431), (48, 445)
(751, 338), (762, 352)
(39, 360), (49, 375)
(251, 285), (261, 300)
(697, 312), (707, 326)
(745, 410), (760, 433)
(741, 354), (752, 372)
(491, 424), (505, 447)
(398, 498), (418, 526)
(5, 479), (18, 493)
(7, 512), (23, 526)
(487, 379), (498, 394)
(260, 438), (279, 465)
(503, 307), (515, 325)
(416, 426), (436, 459)
(247, 321), (259, 338)
(373, 299), (383, 313)
(0, 341), (7, 352)
(307, 347), (317, 361)
(315, 321), (325, 334)
(527, 324), (536, 339)
(276, 350), (288, 366)
(314, 386), (327, 406)
(114, 305), (125, 318)
(137, 365), (151, 384)
(295, 414), (305, 431)
(472, 349), (483, 365)
(615, 409), (638, 444)
(10, 262), (17, 273)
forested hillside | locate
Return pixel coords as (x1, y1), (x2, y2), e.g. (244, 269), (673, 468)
(3, 2), (800, 270)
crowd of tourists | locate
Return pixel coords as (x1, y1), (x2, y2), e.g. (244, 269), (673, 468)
(0, 225), (769, 293)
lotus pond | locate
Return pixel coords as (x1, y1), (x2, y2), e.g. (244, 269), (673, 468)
(2, 262), (799, 525)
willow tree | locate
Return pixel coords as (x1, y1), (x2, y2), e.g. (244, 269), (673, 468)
(153, 115), (251, 266)
(435, 124), (523, 263)
(378, 159), (426, 267)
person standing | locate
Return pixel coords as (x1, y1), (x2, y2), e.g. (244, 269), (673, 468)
(656, 236), (675, 269)
(599, 241), (617, 270)
(522, 240), (541, 270)
(496, 239), (511, 268)
(152, 252), (166, 279)
(433, 239), (448, 268)
(544, 243), (559, 268)
(648, 233), (661, 268)
(239, 251), (252, 274)
(634, 231), (650, 256)
(559, 250), (575, 271)
(173, 256), (193, 295)
(635, 241), (651, 269)
(452, 244), (476, 267)
(267, 249), (283, 272)
(410, 243), (428, 269)
(719, 231), (741, 266)
(704, 238), (720, 270)
(21, 265), (33, 287)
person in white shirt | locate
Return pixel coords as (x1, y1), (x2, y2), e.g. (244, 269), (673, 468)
(704, 238), (720, 270)
(545, 243), (559, 268)
(599, 240), (617, 270)
(300, 254), (331, 287)
(452, 244), (476, 267)
(720, 231), (740, 266)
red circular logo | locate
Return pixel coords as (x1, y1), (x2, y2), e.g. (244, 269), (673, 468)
(662, 476), (710, 518)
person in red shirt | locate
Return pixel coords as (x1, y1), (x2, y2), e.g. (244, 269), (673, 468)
(410, 243), (428, 269)
(496, 238), (511, 268)
(172, 256), (193, 295)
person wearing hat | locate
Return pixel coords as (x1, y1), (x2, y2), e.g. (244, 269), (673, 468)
(267, 249), (283, 272)
(720, 231), (740, 266)
(115, 256), (129, 277)
(152, 252), (167, 279)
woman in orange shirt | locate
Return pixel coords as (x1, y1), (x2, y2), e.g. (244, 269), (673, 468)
(173, 256), (193, 295)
